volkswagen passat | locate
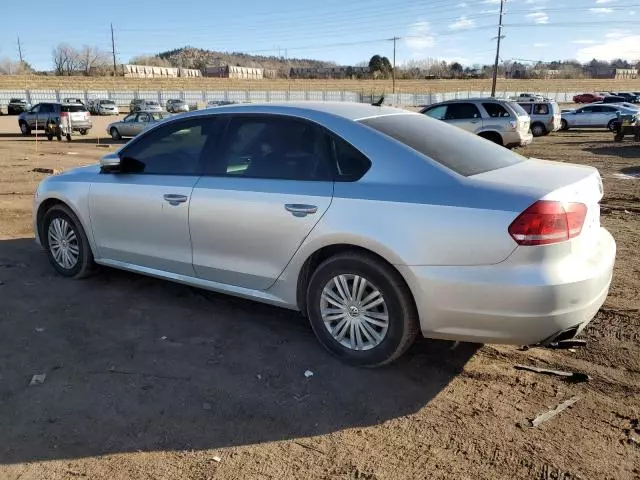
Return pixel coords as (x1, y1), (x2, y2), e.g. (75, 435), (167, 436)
(33, 103), (616, 366)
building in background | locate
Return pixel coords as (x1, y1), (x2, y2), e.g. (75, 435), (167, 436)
(122, 64), (201, 78)
(615, 68), (638, 79)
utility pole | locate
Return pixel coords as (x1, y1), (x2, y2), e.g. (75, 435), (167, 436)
(110, 23), (117, 76)
(392, 36), (399, 93)
(491, 0), (505, 97)
(17, 35), (24, 64)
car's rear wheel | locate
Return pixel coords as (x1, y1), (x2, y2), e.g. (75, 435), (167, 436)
(306, 252), (419, 367)
(42, 204), (95, 278)
(478, 131), (503, 146)
(80, 129), (88, 135)
(607, 119), (617, 132)
(531, 122), (546, 137)
(561, 119), (569, 130)
(110, 127), (121, 140)
(20, 121), (31, 135)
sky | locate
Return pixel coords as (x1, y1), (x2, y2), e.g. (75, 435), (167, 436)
(1, 0), (639, 70)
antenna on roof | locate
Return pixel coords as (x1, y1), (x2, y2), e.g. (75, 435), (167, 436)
(372, 94), (385, 107)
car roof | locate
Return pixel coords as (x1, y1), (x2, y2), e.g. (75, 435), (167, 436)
(180, 101), (410, 121)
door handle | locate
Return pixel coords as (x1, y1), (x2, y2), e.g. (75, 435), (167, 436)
(285, 204), (318, 217)
(163, 194), (188, 206)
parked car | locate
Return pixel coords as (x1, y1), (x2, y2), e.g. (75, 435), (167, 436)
(130, 99), (163, 113)
(89, 99), (119, 115)
(206, 100), (236, 108)
(420, 98), (532, 148)
(106, 111), (168, 139)
(560, 104), (637, 131)
(32, 103), (615, 366)
(7, 98), (31, 115)
(517, 100), (561, 136)
(18, 102), (92, 135)
(573, 93), (603, 104)
(62, 98), (85, 107)
(613, 92), (639, 103)
(513, 93), (545, 102)
(593, 101), (640, 110)
(601, 96), (627, 104)
(166, 99), (190, 113)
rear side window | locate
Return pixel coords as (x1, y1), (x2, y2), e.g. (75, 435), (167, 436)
(62, 105), (87, 112)
(331, 136), (371, 182)
(445, 103), (481, 120)
(483, 103), (510, 118)
(359, 114), (523, 177)
(533, 103), (549, 115)
(518, 103), (532, 114)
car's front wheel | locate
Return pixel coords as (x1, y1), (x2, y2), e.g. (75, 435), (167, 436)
(110, 127), (121, 140)
(42, 204), (95, 278)
(607, 119), (617, 132)
(306, 252), (419, 367)
(19, 121), (31, 135)
(561, 119), (569, 130)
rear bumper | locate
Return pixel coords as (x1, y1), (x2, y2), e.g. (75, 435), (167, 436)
(505, 131), (533, 148)
(400, 227), (616, 345)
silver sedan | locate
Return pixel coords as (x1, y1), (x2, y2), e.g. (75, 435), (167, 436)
(33, 102), (616, 366)
(106, 111), (168, 140)
(561, 104), (636, 131)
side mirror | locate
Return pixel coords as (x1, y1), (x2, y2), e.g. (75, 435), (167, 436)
(100, 152), (121, 171)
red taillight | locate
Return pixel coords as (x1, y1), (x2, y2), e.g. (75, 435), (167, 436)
(508, 200), (587, 246)
(60, 111), (68, 117)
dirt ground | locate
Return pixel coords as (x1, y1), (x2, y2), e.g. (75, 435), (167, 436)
(0, 113), (638, 480)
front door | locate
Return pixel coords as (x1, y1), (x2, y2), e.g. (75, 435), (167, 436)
(190, 115), (334, 290)
(443, 102), (483, 133)
(89, 116), (219, 276)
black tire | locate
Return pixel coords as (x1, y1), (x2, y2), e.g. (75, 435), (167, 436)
(19, 121), (31, 136)
(47, 134), (53, 141)
(561, 119), (569, 131)
(306, 252), (419, 367)
(66, 134), (72, 141)
(41, 204), (96, 279)
(531, 123), (546, 137)
(478, 131), (503, 146)
(110, 127), (121, 140)
(80, 129), (88, 135)
(607, 120), (617, 132)
(56, 134), (62, 141)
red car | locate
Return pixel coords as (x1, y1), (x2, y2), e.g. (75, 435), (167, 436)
(573, 93), (603, 103)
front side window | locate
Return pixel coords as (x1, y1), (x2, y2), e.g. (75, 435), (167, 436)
(30, 104), (41, 113)
(483, 103), (510, 118)
(215, 117), (332, 181)
(445, 103), (481, 120)
(423, 105), (447, 120)
(119, 117), (218, 175)
(123, 114), (136, 123)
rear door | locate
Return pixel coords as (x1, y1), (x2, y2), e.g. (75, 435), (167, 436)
(443, 102), (482, 133)
(190, 114), (334, 290)
(574, 106), (593, 126)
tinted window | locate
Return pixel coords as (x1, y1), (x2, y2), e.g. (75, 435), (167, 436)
(123, 114), (136, 122)
(532, 103), (549, 115)
(99, 100), (115, 105)
(601, 106), (617, 113)
(216, 117), (332, 181)
(518, 103), (532, 114)
(40, 104), (55, 114)
(483, 102), (510, 118)
(423, 105), (447, 120)
(590, 106), (604, 113)
(331, 136), (371, 182)
(445, 103), (480, 120)
(359, 114), (523, 177)
(61, 105), (87, 112)
(120, 117), (217, 175)
(580, 106), (594, 113)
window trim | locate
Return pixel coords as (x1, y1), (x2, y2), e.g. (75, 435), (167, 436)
(116, 115), (224, 177)
(444, 102), (482, 120)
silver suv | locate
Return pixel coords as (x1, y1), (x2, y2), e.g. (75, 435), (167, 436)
(420, 98), (532, 148)
(518, 101), (561, 136)
(166, 99), (190, 113)
(18, 102), (92, 135)
(130, 99), (162, 113)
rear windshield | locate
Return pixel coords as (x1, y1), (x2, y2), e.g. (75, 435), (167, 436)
(359, 114), (523, 177)
(99, 100), (115, 105)
(146, 101), (159, 106)
(61, 105), (87, 112)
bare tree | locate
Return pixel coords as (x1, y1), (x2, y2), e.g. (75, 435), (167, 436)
(52, 44), (79, 76)
(77, 45), (109, 75)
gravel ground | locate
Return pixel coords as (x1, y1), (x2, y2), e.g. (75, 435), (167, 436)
(0, 114), (638, 480)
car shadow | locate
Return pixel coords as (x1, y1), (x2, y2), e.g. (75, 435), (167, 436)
(584, 145), (640, 158)
(0, 237), (479, 464)
(0, 133), (126, 146)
